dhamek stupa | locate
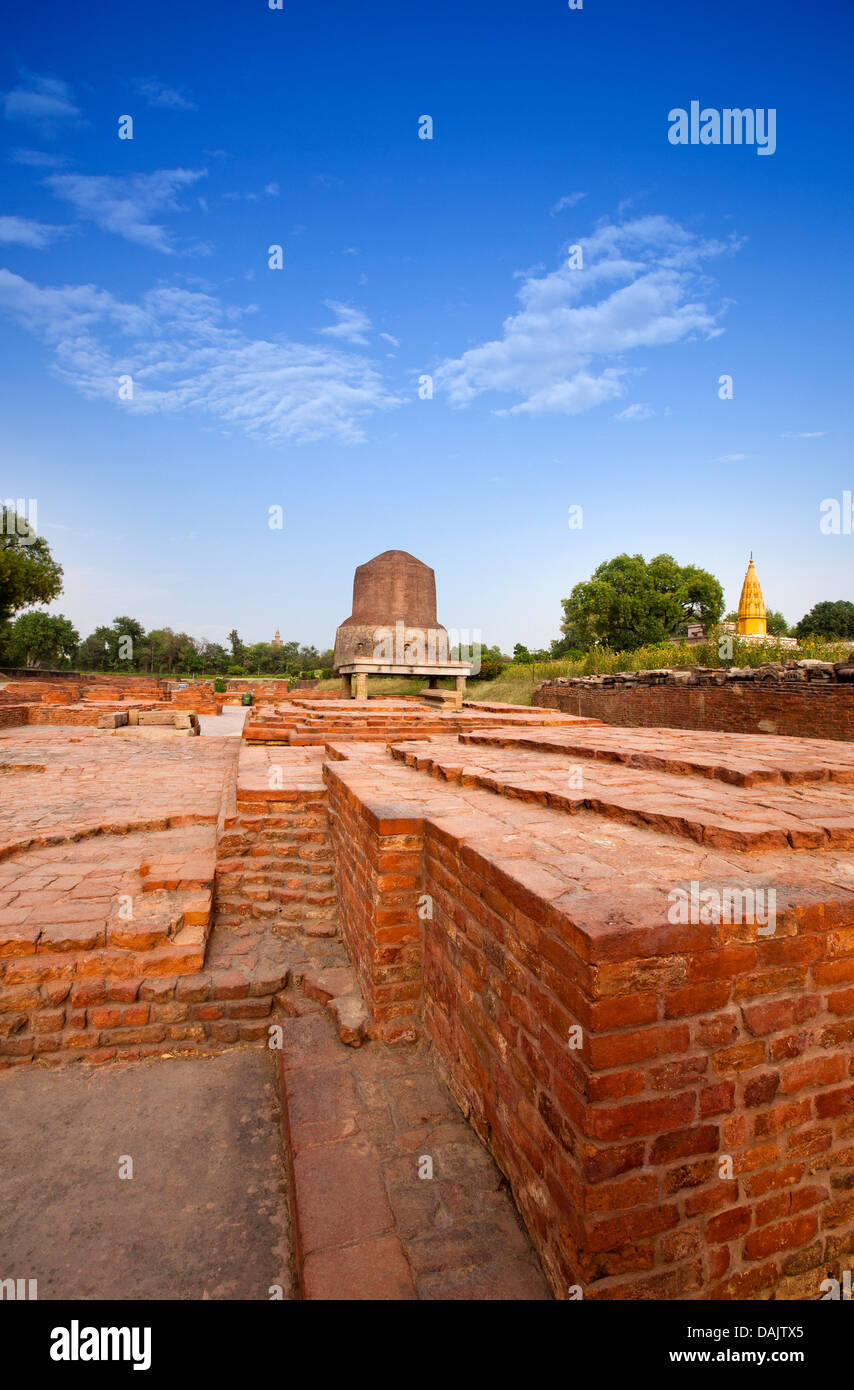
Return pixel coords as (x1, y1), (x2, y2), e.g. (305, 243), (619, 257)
(333, 549), (471, 701)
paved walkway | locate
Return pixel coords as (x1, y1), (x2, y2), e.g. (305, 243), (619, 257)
(278, 1008), (551, 1300)
(199, 705), (248, 737)
(0, 1050), (293, 1299)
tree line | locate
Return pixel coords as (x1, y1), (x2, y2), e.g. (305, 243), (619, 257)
(1, 510), (852, 674)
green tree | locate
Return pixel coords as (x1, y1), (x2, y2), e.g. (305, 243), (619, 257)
(5, 610), (79, 667)
(561, 553), (725, 652)
(146, 627), (182, 673)
(0, 506), (63, 624)
(77, 625), (114, 671)
(228, 629), (244, 662)
(794, 600), (854, 640)
(197, 640), (230, 674)
(472, 644), (507, 679)
(765, 610), (789, 637)
(111, 615), (145, 668)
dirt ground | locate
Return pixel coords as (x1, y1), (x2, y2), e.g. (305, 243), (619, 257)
(0, 1049), (292, 1300)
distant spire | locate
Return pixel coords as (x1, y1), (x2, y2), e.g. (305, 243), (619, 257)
(737, 554), (766, 636)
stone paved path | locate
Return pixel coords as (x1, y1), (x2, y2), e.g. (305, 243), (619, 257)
(0, 1050), (293, 1299)
(278, 1009), (551, 1300)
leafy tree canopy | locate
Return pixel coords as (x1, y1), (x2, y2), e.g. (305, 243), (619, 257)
(4, 610), (79, 668)
(560, 553), (725, 652)
(794, 600), (854, 641)
(0, 507), (63, 624)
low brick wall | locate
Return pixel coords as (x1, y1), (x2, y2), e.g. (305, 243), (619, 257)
(215, 791), (338, 935)
(326, 777), (422, 1039)
(535, 667), (854, 741)
(421, 829), (854, 1299)
(322, 738), (854, 1300)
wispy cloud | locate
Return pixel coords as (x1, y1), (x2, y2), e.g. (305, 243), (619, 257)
(136, 79), (195, 110)
(12, 148), (66, 168)
(45, 168), (207, 252)
(616, 402), (654, 421)
(3, 73), (80, 127)
(0, 270), (401, 445)
(551, 191), (587, 214)
(0, 216), (65, 248)
(781, 430), (825, 438)
(435, 215), (738, 417)
(711, 452), (746, 462)
(319, 300), (372, 345)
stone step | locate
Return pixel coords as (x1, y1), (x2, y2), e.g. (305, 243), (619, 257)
(389, 738), (854, 853)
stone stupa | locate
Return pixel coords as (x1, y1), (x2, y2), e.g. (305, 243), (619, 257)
(333, 549), (471, 702)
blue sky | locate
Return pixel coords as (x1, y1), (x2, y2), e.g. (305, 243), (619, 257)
(1, 0), (851, 651)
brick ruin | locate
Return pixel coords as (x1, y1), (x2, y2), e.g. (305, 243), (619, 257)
(1, 679), (852, 1300)
(535, 659), (854, 742)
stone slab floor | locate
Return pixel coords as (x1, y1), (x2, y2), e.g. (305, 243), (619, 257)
(0, 1049), (293, 1299)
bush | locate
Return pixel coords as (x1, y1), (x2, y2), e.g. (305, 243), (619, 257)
(227, 664), (245, 676)
(531, 630), (849, 682)
(213, 678), (226, 693)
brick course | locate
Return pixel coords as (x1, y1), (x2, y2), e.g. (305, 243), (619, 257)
(534, 670), (854, 741)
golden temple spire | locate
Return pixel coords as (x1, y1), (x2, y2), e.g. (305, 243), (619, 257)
(737, 554), (767, 636)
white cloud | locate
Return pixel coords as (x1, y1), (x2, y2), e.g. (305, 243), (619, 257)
(12, 148), (66, 167)
(781, 430), (825, 438)
(551, 191), (587, 214)
(45, 168), (206, 252)
(319, 300), (371, 345)
(711, 452), (746, 462)
(136, 80), (195, 110)
(265, 182), (280, 197)
(0, 216), (64, 248)
(3, 73), (80, 126)
(379, 331), (400, 347)
(434, 215), (737, 417)
(616, 402), (654, 421)
(0, 269), (401, 445)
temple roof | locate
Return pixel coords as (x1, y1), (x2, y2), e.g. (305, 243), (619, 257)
(737, 553), (766, 623)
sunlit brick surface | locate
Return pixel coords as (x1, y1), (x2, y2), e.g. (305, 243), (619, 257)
(2, 713), (852, 1299)
(324, 723), (854, 1299)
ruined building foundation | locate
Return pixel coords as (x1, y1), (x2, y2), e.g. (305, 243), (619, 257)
(1, 684), (852, 1300)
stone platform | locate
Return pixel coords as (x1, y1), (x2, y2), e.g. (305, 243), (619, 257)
(242, 696), (594, 745)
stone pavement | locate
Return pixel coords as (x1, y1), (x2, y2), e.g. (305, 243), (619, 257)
(277, 1007), (550, 1299)
(0, 1049), (292, 1299)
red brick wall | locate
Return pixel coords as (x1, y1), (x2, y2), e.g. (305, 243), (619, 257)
(0, 705), (29, 728)
(215, 789), (338, 935)
(420, 831), (854, 1300)
(534, 681), (854, 741)
(326, 779), (422, 1040)
(322, 763), (854, 1299)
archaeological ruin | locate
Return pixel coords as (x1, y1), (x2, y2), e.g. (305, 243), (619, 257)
(333, 549), (472, 705)
(1, 598), (853, 1303)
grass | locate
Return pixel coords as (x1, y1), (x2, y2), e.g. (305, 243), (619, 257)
(531, 633), (849, 681)
(273, 633), (854, 710)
